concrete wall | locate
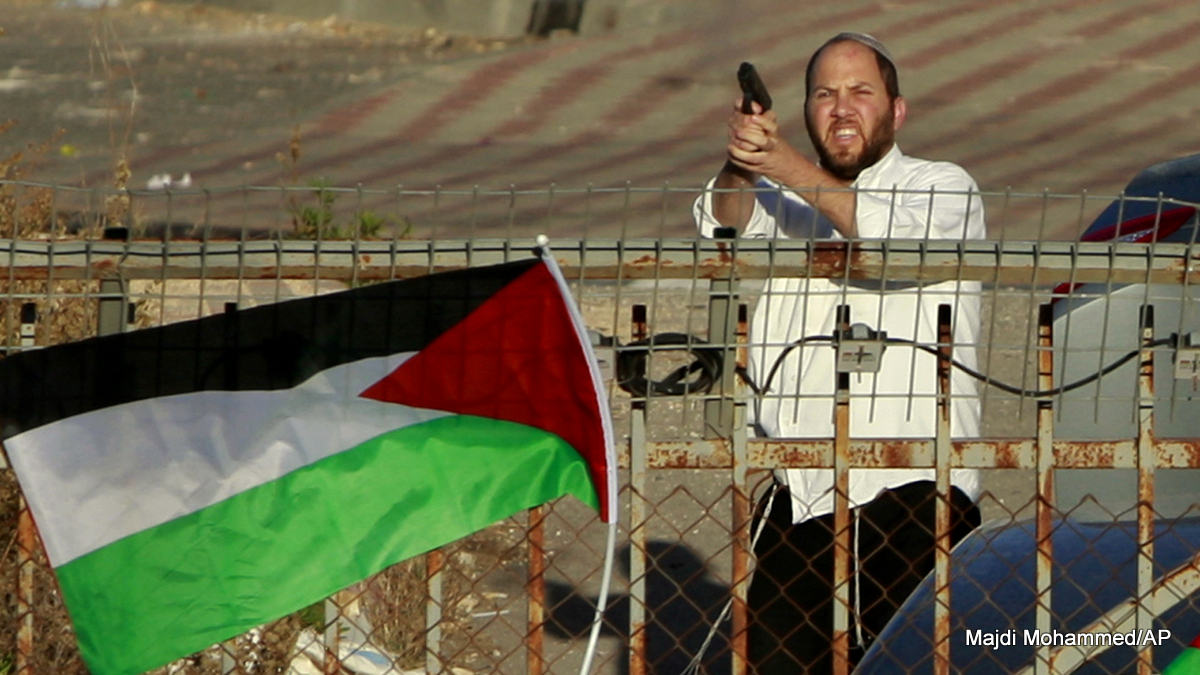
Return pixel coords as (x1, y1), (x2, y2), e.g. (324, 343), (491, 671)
(199, 0), (534, 37)
(194, 0), (710, 39)
(578, 0), (718, 37)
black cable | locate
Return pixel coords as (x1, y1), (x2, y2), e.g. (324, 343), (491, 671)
(612, 329), (1175, 402)
(738, 335), (835, 396)
(615, 333), (724, 397)
(746, 334), (1178, 400)
(885, 336), (1176, 398)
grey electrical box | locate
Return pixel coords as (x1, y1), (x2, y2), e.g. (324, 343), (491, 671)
(836, 323), (886, 374)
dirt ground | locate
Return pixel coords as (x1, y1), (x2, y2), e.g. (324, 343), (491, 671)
(0, 0), (536, 186)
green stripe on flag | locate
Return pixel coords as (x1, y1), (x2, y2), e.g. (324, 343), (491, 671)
(1164, 642), (1200, 675)
(55, 415), (596, 675)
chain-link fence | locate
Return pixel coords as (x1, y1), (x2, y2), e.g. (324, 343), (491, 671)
(1, 179), (1199, 675)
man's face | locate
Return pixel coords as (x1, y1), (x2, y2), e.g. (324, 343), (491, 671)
(805, 40), (905, 181)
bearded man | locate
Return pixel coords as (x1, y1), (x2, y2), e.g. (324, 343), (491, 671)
(693, 33), (986, 674)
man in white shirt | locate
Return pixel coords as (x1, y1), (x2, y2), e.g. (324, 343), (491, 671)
(693, 33), (985, 674)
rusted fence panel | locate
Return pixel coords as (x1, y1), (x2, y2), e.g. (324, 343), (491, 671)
(1, 183), (1199, 675)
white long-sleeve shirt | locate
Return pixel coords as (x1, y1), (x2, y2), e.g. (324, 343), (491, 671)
(694, 145), (986, 522)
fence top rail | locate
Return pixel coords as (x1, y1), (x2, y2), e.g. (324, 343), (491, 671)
(2, 237), (1199, 285)
(1, 178), (1198, 206)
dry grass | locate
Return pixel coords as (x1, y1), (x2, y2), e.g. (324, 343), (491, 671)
(362, 559), (430, 667)
(0, 471), (22, 671)
(0, 471), (88, 675)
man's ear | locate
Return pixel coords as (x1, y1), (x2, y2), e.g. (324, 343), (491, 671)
(893, 96), (908, 131)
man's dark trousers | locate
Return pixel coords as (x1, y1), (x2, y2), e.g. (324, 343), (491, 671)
(746, 480), (981, 674)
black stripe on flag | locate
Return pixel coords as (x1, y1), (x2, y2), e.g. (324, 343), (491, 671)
(0, 258), (540, 437)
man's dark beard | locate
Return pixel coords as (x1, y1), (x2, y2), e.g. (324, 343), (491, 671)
(807, 111), (895, 181)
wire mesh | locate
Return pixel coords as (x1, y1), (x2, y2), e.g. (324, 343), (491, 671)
(0, 181), (1198, 675)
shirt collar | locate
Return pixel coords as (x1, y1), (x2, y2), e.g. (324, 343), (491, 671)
(852, 144), (903, 187)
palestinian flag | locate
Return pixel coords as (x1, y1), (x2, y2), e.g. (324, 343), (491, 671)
(1164, 631), (1200, 675)
(0, 254), (615, 675)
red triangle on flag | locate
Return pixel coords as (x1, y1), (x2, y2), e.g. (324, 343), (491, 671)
(360, 261), (612, 520)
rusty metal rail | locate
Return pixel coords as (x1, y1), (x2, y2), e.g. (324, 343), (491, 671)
(613, 438), (1200, 470)
(4, 237), (1200, 285)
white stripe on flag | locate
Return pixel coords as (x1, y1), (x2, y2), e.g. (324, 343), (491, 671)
(7, 353), (452, 567)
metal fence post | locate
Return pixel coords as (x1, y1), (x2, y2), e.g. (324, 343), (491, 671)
(705, 234), (739, 439)
(426, 548), (446, 675)
(19, 302), (36, 349)
(1136, 305), (1156, 675)
(13, 303), (37, 675)
(629, 304), (649, 675)
(97, 278), (126, 337)
(527, 505), (547, 675)
(1035, 304), (1055, 675)
(832, 304), (852, 675)
(323, 598), (342, 675)
(15, 495), (35, 675)
(934, 304), (953, 675)
(730, 303), (751, 675)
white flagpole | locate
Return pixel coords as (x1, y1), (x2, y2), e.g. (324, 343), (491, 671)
(578, 520), (619, 675)
(534, 236), (620, 675)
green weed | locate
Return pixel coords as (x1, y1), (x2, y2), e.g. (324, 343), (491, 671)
(279, 130), (412, 241)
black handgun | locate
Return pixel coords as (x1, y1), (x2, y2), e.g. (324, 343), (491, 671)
(738, 62), (772, 114)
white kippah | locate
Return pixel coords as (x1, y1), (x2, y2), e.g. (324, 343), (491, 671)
(825, 32), (896, 69)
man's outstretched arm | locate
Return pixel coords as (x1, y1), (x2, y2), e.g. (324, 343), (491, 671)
(711, 159), (759, 230)
(720, 100), (858, 237)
